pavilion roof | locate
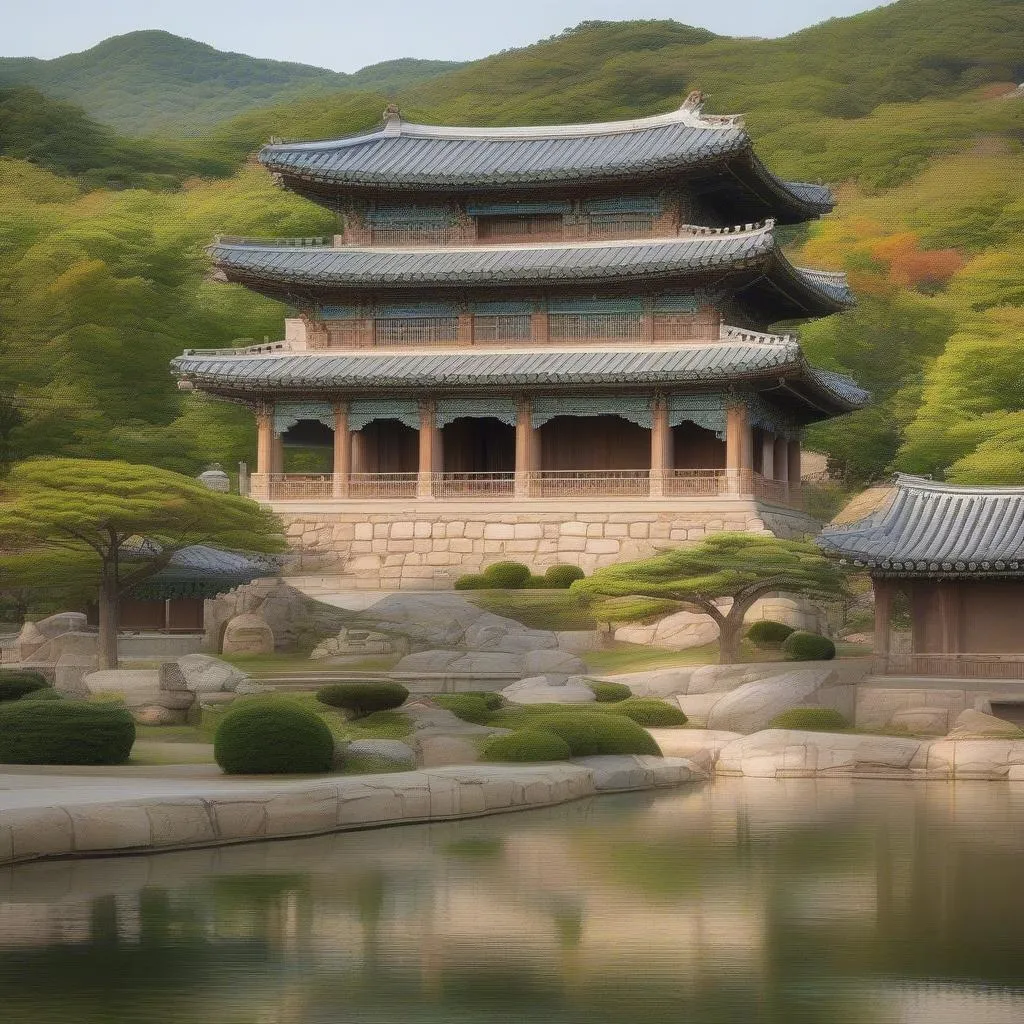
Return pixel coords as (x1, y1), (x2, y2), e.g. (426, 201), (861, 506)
(208, 225), (854, 319)
(171, 341), (868, 421)
(818, 475), (1024, 577)
(128, 545), (278, 600)
(258, 98), (833, 224)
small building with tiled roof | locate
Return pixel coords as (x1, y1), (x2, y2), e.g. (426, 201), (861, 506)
(173, 94), (867, 579)
(819, 475), (1024, 681)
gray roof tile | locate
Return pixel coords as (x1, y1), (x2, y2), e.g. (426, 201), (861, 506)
(818, 475), (1024, 575)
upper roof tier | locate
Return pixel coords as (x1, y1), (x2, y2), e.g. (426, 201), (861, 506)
(208, 223), (853, 322)
(258, 94), (834, 226)
(818, 475), (1024, 577)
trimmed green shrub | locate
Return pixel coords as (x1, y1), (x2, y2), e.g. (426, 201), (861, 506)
(535, 712), (661, 756)
(482, 729), (572, 763)
(746, 619), (796, 647)
(433, 693), (491, 724)
(612, 698), (688, 727)
(454, 573), (489, 590)
(0, 701), (135, 765)
(769, 707), (849, 731)
(0, 671), (48, 702)
(316, 681), (409, 718)
(590, 680), (633, 703)
(782, 631), (837, 661)
(19, 687), (64, 702)
(482, 561), (532, 589)
(214, 699), (335, 774)
(545, 564), (586, 589)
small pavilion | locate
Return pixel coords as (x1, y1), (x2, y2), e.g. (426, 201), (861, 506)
(819, 475), (1024, 679)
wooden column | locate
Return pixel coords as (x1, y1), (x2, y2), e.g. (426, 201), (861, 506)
(255, 404), (274, 476)
(649, 394), (672, 498)
(332, 401), (351, 498)
(938, 582), (960, 655)
(514, 397), (534, 499)
(761, 431), (776, 481)
(774, 437), (789, 483)
(272, 433), (285, 475)
(457, 311), (474, 346)
(417, 399), (438, 499)
(726, 402), (752, 493)
(531, 310), (549, 344)
(351, 430), (367, 475)
(873, 578), (893, 659)
(788, 438), (802, 499)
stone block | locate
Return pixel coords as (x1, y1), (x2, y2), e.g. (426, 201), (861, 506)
(415, 521), (433, 538)
(558, 537), (587, 552)
(450, 538), (474, 553)
(514, 524), (543, 539)
(560, 521), (588, 536)
(445, 521), (465, 538)
(586, 523), (604, 537)
(483, 523), (515, 540)
(464, 522), (484, 539)
(585, 539), (619, 554)
(7, 807), (74, 862)
(337, 784), (409, 825)
(432, 523), (446, 538)
(146, 801), (217, 848)
(391, 521), (415, 540)
(605, 523), (628, 537)
(70, 804), (152, 853)
(264, 788), (339, 837)
(211, 801), (267, 840)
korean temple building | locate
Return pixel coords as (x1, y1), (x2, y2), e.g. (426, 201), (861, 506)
(172, 93), (868, 580)
(820, 475), (1024, 684)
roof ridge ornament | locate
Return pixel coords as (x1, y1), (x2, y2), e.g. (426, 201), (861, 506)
(382, 103), (403, 136)
(680, 90), (705, 114)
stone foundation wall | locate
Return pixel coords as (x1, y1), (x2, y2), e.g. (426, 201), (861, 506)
(275, 500), (821, 587)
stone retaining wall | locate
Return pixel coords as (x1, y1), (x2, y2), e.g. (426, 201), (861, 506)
(0, 757), (701, 867)
(275, 500), (820, 584)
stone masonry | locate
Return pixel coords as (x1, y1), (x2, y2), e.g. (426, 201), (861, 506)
(274, 499), (820, 586)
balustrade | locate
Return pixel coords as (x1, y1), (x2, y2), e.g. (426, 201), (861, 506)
(874, 653), (1024, 680)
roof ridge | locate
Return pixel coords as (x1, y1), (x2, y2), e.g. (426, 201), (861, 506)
(893, 473), (1024, 497)
(262, 92), (745, 153)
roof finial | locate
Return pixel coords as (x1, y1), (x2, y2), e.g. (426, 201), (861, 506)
(681, 90), (705, 115)
(383, 102), (402, 124)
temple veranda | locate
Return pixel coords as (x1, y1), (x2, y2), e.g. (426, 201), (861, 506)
(173, 95), (868, 581)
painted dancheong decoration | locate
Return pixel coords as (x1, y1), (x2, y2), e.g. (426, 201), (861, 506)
(172, 94), (868, 575)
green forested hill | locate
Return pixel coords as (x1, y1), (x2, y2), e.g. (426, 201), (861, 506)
(0, 30), (461, 136)
(1, 0), (1023, 489)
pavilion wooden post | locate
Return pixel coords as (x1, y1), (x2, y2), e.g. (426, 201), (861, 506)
(514, 397), (534, 499)
(938, 582), (961, 656)
(253, 402), (274, 500)
(873, 578), (893, 664)
(649, 394), (672, 498)
(787, 438), (802, 503)
(725, 402), (752, 495)
(761, 430), (776, 481)
(351, 430), (367, 474)
(417, 398), (439, 499)
(332, 401), (351, 498)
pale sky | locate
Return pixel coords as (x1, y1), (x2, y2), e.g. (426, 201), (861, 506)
(4, 0), (897, 73)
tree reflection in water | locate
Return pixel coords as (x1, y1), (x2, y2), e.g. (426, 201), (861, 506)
(1, 780), (1024, 1023)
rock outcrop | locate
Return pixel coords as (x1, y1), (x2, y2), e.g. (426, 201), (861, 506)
(501, 675), (597, 705)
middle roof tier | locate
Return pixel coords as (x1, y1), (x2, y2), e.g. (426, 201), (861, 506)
(209, 224), (852, 323)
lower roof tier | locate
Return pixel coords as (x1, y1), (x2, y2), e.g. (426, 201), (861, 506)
(172, 340), (869, 423)
(819, 475), (1024, 577)
(209, 224), (853, 322)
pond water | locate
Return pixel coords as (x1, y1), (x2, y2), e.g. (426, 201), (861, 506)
(2, 779), (1024, 1023)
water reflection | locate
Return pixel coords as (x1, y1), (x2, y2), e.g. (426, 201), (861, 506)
(1, 780), (1024, 1023)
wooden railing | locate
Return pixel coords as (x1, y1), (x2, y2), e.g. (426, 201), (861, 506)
(250, 469), (801, 506)
(874, 653), (1024, 680)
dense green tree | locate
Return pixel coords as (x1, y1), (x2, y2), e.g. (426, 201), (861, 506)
(0, 459), (284, 667)
(571, 534), (848, 663)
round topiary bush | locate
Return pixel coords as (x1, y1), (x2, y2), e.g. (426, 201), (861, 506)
(0, 671), (49, 702)
(18, 687), (64, 702)
(746, 619), (796, 647)
(544, 564), (586, 589)
(768, 707), (849, 731)
(454, 573), (489, 590)
(611, 698), (688, 727)
(782, 631), (837, 661)
(589, 680), (633, 703)
(433, 693), (491, 724)
(535, 712), (661, 757)
(316, 681), (409, 718)
(482, 561), (532, 589)
(482, 729), (572, 763)
(214, 699), (335, 774)
(0, 701), (135, 765)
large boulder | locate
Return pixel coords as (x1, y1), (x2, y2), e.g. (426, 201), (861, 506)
(947, 708), (1024, 739)
(33, 611), (89, 639)
(350, 593), (485, 649)
(706, 667), (843, 734)
(926, 738), (1024, 779)
(615, 610), (719, 650)
(502, 675), (597, 705)
(345, 738), (416, 767)
(595, 667), (696, 698)
(221, 614), (274, 656)
(82, 667), (195, 724)
(889, 706), (952, 735)
(462, 615), (557, 653)
(716, 730), (927, 777)
(521, 649), (586, 678)
(174, 654), (249, 694)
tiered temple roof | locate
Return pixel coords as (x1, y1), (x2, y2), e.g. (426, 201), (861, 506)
(819, 476), (1024, 577)
(259, 96), (833, 224)
(208, 225), (853, 319)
